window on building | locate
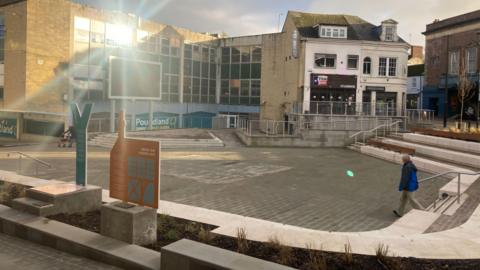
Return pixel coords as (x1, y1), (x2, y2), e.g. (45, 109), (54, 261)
(379, 57), (387, 76)
(252, 47), (262, 62)
(363, 57), (371, 74)
(219, 46), (262, 105)
(314, 54), (336, 68)
(347, 55), (359, 69)
(411, 77), (417, 88)
(385, 26), (394, 41)
(319, 26), (347, 39)
(222, 48), (230, 63)
(231, 48), (241, 63)
(184, 44), (193, 59)
(105, 23), (132, 47)
(0, 87), (3, 99)
(388, 58), (397, 76)
(467, 47), (478, 74)
(74, 17), (90, 43)
(241, 47), (251, 63)
(378, 57), (397, 77)
(449, 51), (459, 75)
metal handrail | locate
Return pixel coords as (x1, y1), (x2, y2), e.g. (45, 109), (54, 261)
(7, 151), (52, 177)
(349, 120), (402, 144)
(419, 171), (480, 205)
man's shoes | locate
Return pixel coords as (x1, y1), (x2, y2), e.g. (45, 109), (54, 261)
(393, 210), (402, 218)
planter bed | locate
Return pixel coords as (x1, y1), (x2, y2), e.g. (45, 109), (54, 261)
(48, 210), (480, 270)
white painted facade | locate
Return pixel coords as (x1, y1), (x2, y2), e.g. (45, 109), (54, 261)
(302, 38), (409, 115)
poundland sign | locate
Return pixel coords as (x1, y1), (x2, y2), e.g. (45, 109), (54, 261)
(136, 116), (177, 129)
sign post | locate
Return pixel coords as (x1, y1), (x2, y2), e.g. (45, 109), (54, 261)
(109, 111), (160, 209)
(71, 103), (93, 187)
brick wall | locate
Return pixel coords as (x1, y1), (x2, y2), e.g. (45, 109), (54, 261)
(1, 1), (27, 111)
(24, 0), (71, 114)
(425, 28), (480, 86)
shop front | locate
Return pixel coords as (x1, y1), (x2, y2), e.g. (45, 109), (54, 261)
(309, 74), (357, 114)
(363, 86), (398, 116)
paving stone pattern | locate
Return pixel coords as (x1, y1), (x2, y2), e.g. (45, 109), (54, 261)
(0, 140), (445, 232)
(0, 233), (120, 270)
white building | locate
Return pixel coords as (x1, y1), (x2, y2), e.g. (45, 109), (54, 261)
(297, 14), (410, 116)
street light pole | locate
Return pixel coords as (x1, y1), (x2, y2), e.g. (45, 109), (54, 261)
(444, 35), (450, 128)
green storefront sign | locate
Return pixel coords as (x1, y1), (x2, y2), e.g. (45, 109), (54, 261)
(0, 119), (17, 138)
(136, 114), (178, 130)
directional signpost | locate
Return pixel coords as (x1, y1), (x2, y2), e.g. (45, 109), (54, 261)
(71, 103), (93, 187)
(102, 111), (159, 245)
(109, 111), (160, 208)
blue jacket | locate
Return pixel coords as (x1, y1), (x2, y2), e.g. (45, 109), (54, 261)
(399, 161), (418, 192)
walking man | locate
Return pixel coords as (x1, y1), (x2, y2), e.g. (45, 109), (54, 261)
(393, 155), (424, 217)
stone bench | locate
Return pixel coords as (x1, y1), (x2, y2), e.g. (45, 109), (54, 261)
(161, 239), (295, 270)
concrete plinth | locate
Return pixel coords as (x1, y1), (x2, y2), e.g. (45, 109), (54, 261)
(101, 201), (157, 246)
(12, 183), (102, 216)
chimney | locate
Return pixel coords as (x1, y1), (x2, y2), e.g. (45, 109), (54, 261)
(409, 45), (424, 60)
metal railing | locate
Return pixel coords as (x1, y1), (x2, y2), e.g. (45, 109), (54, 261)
(7, 152), (52, 177)
(298, 101), (401, 117)
(406, 109), (435, 124)
(239, 117), (404, 138)
(239, 119), (298, 137)
(349, 120), (403, 144)
(419, 171), (480, 207)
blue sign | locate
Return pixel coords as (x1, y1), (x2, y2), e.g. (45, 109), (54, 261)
(71, 103), (93, 187)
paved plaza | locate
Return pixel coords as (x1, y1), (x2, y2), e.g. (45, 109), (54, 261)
(0, 135), (444, 232)
(0, 233), (120, 270)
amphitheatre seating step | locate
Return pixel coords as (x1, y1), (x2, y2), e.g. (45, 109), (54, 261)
(359, 145), (479, 208)
(412, 128), (480, 143)
(401, 133), (480, 155)
(367, 139), (415, 155)
(88, 132), (225, 149)
(380, 138), (480, 169)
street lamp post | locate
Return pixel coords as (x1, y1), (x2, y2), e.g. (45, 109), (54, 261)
(476, 32), (480, 128)
(443, 35), (450, 128)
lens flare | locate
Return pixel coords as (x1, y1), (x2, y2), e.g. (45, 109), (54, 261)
(346, 170), (355, 177)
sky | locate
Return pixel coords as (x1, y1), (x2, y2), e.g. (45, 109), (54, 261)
(76, 0), (480, 46)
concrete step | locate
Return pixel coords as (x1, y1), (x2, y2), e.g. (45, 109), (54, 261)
(379, 138), (480, 169)
(379, 209), (440, 235)
(11, 197), (56, 217)
(359, 145), (479, 199)
(401, 133), (480, 155)
(26, 188), (56, 203)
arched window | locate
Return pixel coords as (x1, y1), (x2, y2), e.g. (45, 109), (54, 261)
(363, 57), (371, 75)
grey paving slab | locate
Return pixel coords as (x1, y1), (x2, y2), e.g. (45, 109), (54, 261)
(0, 140), (444, 232)
(0, 233), (120, 270)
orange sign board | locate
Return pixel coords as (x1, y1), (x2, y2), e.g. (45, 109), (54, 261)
(109, 112), (160, 209)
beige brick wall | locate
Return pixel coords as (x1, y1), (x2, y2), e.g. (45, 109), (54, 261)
(260, 16), (304, 121)
(1, 1), (27, 111)
(24, 0), (71, 114)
